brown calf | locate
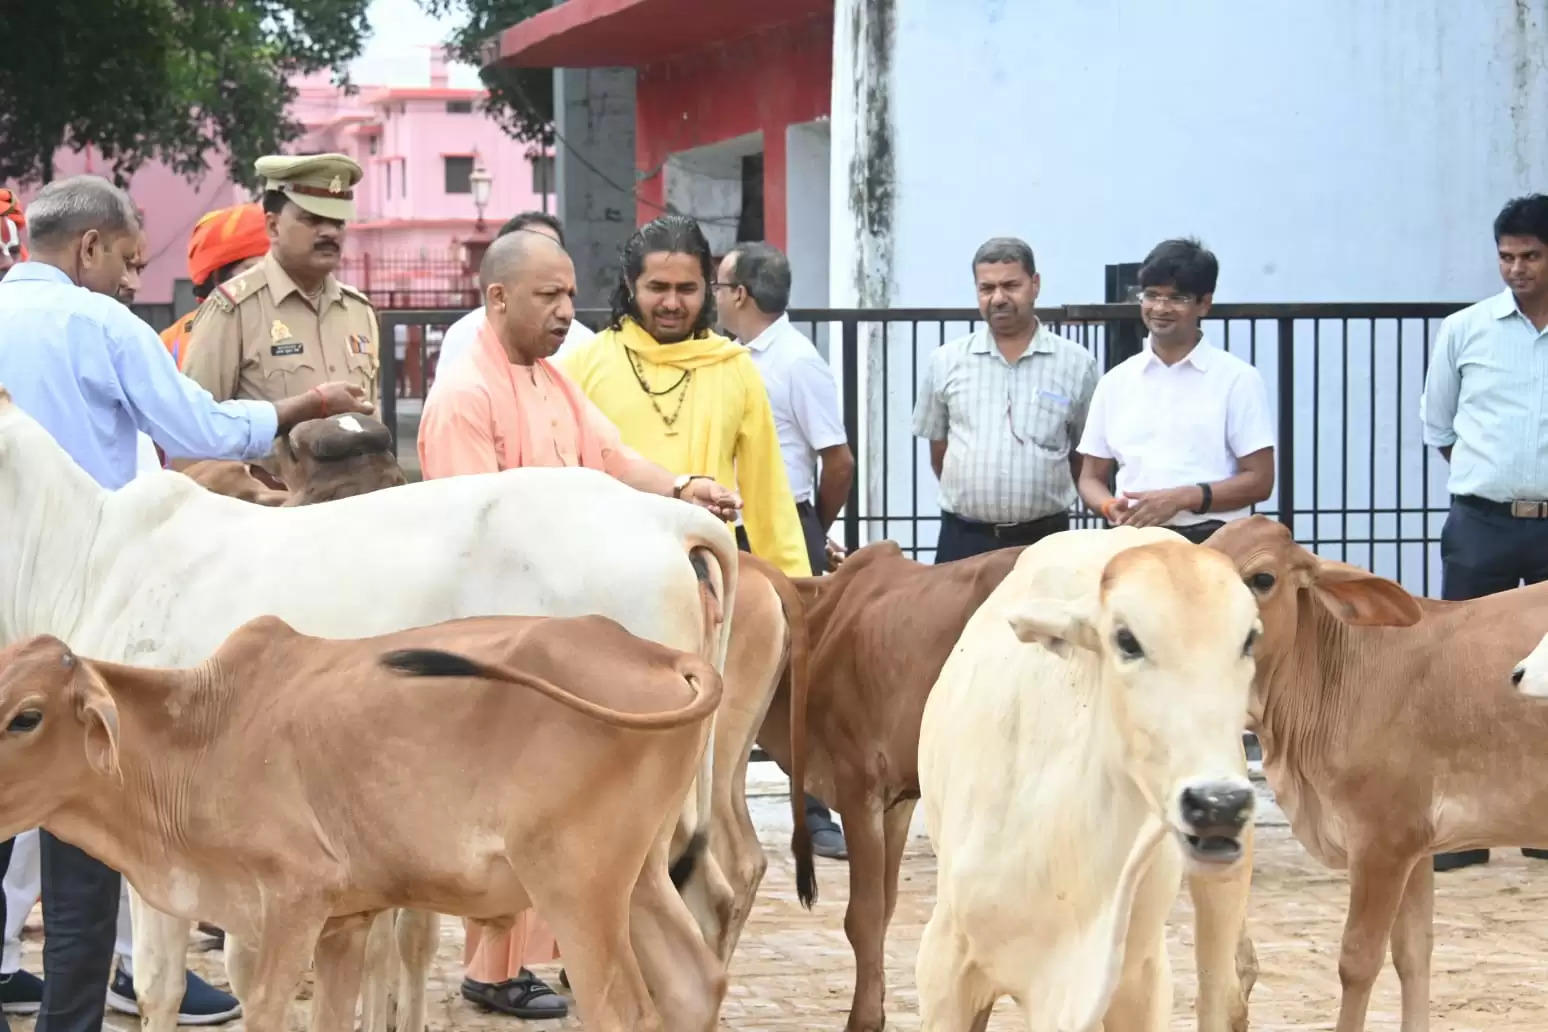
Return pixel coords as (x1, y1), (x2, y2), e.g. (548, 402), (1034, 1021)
(180, 461), (290, 505)
(1205, 515), (1548, 1032)
(272, 413), (407, 504)
(0, 614), (726, 1032)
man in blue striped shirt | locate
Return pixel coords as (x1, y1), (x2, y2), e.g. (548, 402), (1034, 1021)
(0, 174), (372, 1031)
(1421, 193), (1548, 874)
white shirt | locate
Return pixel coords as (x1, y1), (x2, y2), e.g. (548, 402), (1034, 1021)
(1077, 338), (1275, 526)
(742, 315), (848, 504)
(1420, 288), (1548, 502)
(428, 306), (595, 402)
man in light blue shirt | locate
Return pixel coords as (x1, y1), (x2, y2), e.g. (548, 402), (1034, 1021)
(0, 174), (371, 1032)
(1421, 192), (1548, 874)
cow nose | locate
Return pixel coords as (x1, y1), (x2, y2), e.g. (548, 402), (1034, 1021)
(1179, 784), (1254, 831)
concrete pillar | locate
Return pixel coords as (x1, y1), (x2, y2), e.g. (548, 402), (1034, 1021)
(829, 0), (897, 544)
(553, 67), (638, 314)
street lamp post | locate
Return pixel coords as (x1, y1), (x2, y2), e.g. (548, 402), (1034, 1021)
(470, 163), (493, 234)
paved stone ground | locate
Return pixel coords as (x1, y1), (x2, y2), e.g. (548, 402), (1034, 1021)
(10, 768), (1548, 1030)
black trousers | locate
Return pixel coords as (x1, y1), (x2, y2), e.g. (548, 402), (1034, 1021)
(1437, 496), (1548, 865)
(736, 507), (841, 832)
(1168, 519), (1227, 545)
(934, 510), (1069, 564)
(27, 832), (120, 1032)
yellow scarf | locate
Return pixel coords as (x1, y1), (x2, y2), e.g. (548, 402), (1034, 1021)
(607, 317), (747, 477)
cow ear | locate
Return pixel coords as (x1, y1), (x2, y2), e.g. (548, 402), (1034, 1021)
(73, 672), (120, 779)
(1310, 560), (1422, 628)
(1008, 599), (1101, 657)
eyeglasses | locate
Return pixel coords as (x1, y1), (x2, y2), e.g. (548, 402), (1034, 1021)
(1137, 291), (1197, 308)
(709, 280), (742, 293)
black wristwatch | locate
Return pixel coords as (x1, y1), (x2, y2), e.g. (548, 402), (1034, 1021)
(1193, 482), (1214, 514)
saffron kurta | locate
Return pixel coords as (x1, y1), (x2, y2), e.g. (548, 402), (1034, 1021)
(416, 317), (631, 981)
(559, 317), (812, 577)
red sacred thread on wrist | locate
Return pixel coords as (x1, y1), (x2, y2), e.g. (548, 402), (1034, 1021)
(311, 385), (328, 417)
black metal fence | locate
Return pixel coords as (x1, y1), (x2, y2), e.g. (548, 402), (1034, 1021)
(379, 301), (1467, 597)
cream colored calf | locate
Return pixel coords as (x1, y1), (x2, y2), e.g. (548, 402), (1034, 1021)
(917, 527), (1260, 1032)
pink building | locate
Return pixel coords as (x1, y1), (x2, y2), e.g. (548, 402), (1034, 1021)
(12, 49), (549, 309)
(292, 51), (553, 306)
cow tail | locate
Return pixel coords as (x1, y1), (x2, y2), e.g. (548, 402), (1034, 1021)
(741, 554), (817, 908)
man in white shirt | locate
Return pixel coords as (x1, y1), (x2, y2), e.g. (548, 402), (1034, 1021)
(715, 242), (854, 571)
(1421, 193), (1548, 873)
(715, 240), (854, 860)
(1076, 237), (1275, 543)
(430, 212), (595, 399)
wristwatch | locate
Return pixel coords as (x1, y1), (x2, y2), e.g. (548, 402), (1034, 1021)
(673, 474), (711, 499)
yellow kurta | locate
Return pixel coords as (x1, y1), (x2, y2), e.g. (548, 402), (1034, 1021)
(560, 318), (811, 577)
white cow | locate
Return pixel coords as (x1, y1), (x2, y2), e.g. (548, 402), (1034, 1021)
(1513, 631), (1548, 697)
(0, 388), (738, 1032)
(916, 527), (1260, 1032)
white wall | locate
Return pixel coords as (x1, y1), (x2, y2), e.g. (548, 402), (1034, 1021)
(879, 0), (1547, 306)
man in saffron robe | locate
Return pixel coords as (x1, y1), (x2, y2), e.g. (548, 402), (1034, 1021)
(416, 228), (738, 1019)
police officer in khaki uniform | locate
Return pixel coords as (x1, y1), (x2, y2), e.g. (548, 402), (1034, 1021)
(183, 153), (381, 418)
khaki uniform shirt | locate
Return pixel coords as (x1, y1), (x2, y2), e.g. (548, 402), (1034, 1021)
(183, 252), (380, 404)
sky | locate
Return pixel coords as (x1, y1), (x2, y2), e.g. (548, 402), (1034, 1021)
(349, 0), (486, 89)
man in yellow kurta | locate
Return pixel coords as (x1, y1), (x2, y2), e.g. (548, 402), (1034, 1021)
(559, 214), (811, 577)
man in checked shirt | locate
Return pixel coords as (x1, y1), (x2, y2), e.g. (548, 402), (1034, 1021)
(912, 236), (1099, 563)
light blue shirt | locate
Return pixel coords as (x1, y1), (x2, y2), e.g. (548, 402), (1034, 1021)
(1420, 288), (1548, 502)
(0, 262), (278, 489)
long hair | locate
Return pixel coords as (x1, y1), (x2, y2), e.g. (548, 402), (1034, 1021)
(608, 214), (718, 336)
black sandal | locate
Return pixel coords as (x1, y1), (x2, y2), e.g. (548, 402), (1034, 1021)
(462, 969), (570, 1019)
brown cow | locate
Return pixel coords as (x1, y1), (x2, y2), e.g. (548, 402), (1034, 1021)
(1205, 515), (1548, 1032)
(180, 460), (290, 505)
(0, 613), (726, 1032)
(271, 413), (407, 504)
(179, 413), (406, 508)
(757, 539), (1259, 1032)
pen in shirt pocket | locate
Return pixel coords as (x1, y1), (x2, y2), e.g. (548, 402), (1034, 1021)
(1036, 389), (1071, 407)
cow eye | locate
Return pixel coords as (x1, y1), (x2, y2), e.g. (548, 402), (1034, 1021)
(1114, 628), (1144, 660)
(1248, 572), (1276, 594)
(6, 710), (41, 734)
(1243, 629), (1259, 657)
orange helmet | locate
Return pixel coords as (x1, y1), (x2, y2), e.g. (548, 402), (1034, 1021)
(187, 203), (268, 286)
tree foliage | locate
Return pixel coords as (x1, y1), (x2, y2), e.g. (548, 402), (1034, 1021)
(0, 0), (557, 189)
(417, 0), (555, 147)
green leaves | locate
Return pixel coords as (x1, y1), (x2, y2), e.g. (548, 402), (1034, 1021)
(0, 0), (555, 189)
